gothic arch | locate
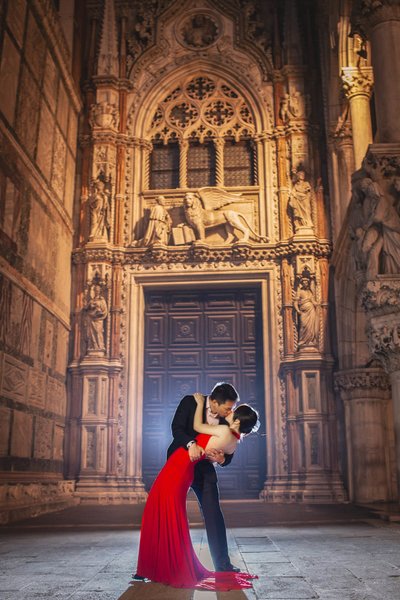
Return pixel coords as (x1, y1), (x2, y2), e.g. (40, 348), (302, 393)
(128, 63), (273, 138)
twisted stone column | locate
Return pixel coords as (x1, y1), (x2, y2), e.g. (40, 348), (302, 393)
(341, 67), (374, 168)
(214, 138), (225, 187)
(179, 139), (188, 189)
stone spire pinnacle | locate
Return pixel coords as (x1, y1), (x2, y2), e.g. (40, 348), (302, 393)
(97, 0), (119, 76)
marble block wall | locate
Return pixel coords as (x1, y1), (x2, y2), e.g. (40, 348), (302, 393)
(0, 0), (81, 522)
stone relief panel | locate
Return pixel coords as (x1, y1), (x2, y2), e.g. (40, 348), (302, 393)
(15, 65), (40, 157)
(25, 9), (46, 84)
(26, 194), (57, 294)
(43, 50), (59, 114)
(134, 190), (262, 247)
(53, 425), (64, 461)
(0, 353), (28, 405)
(56, 82), (69, 137)
(10, 411), (33, 458)
(0, 33), (21, 125)
(28, 368), (46, 410)
(33, 416), (53, 460)
(43, 319), (54, 369)
(67, 108), (78, 156)
(51, 127), (67, 202)
(0, 407), (11, 456)
(55, 324), (69, 377)
(36, 100), (55, 182)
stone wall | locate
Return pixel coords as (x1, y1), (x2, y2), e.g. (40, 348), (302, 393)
(0, 0), (81, 522)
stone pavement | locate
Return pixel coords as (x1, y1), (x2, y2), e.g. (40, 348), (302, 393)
(0, 504), (400, 600)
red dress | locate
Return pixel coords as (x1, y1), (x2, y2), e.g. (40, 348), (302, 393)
(135, 433), (256, 590)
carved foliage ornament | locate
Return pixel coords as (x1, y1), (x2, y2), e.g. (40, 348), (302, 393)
(334, 369), (390, 392)
(89, 102), (119, 131)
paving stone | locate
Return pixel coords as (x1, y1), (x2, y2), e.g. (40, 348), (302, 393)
(252, 576), (317, 598)
(241, 551), (290, 563)
(246, 562), (301, 577)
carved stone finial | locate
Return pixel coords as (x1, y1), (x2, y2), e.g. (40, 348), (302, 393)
(97, 0), (119, 77)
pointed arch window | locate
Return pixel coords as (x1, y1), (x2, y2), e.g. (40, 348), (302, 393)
(147, 75), (257, 190)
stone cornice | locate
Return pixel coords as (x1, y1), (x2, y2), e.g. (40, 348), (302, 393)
(71, 239), (332, 268)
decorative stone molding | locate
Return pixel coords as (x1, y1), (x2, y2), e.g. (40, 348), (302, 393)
(341, 67), (374, 100)
(334, 367), (391, 396)
(89, 102), (120, 131)
(368, 313), (400, 373)
(356, 0), (400, 27)
(362, 278), (400, 312)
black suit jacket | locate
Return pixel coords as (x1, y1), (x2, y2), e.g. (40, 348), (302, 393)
(167, 394), (234, 467)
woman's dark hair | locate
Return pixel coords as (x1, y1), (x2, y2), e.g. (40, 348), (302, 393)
(233, 404), (260, 435)
(210, 382), (239, 404)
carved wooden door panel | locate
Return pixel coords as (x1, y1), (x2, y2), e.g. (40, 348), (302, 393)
(142, 288), (265, 499)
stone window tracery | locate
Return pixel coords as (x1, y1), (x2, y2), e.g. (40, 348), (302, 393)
(148, 75), (256, 189)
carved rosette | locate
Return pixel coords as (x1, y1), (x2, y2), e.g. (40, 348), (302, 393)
(341, 67), (374, 100)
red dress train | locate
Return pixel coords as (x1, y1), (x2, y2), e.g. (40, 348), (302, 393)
(135, 433), (256, 590)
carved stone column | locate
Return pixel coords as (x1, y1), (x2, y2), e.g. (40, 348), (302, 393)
(341, 67), (374, 169)
(214, 137), (225, 187)
(334, 368), (395, 502)
(179, 139), (188, 189)
(363, 279), (400, 495)
(354, 1), (400, 142)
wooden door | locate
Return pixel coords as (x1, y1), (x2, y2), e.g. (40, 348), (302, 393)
(142, 288), (265, 498)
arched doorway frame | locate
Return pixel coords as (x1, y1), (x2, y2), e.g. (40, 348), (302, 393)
(125, 268), (281, 496)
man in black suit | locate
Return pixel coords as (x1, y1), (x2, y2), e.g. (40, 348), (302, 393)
(167, 381), (240, 572)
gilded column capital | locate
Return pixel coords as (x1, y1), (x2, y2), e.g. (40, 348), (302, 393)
(341, 67), (374, 100)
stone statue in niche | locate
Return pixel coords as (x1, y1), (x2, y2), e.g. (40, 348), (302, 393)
(293, 274), (320, 349)
(84, 284), (108, 355)
(183, 188), (268, 244)
(88, 177), (111, 242)
(137, 195), (172, 246)
(288, 168), (314, 234)
(350, 175), (400, 278)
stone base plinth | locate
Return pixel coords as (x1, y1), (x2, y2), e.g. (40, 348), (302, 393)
(260, 473), (347, 503)
(0, 480), (78, 524)
(75, 478), (147, 504)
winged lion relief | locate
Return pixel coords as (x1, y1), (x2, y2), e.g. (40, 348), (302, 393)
(178, 187), (268, 245)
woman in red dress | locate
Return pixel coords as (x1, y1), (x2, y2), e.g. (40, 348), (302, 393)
(134, 393), (259, 591)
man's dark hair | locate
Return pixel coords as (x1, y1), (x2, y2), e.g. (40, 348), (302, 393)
(233, 404), (260, 435)
(210, 382), (239, 405)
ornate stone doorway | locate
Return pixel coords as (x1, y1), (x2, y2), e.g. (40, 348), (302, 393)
(142, 287), (266, 499)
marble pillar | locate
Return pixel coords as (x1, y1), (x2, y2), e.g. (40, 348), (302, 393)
(341, 67), (374, 169)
